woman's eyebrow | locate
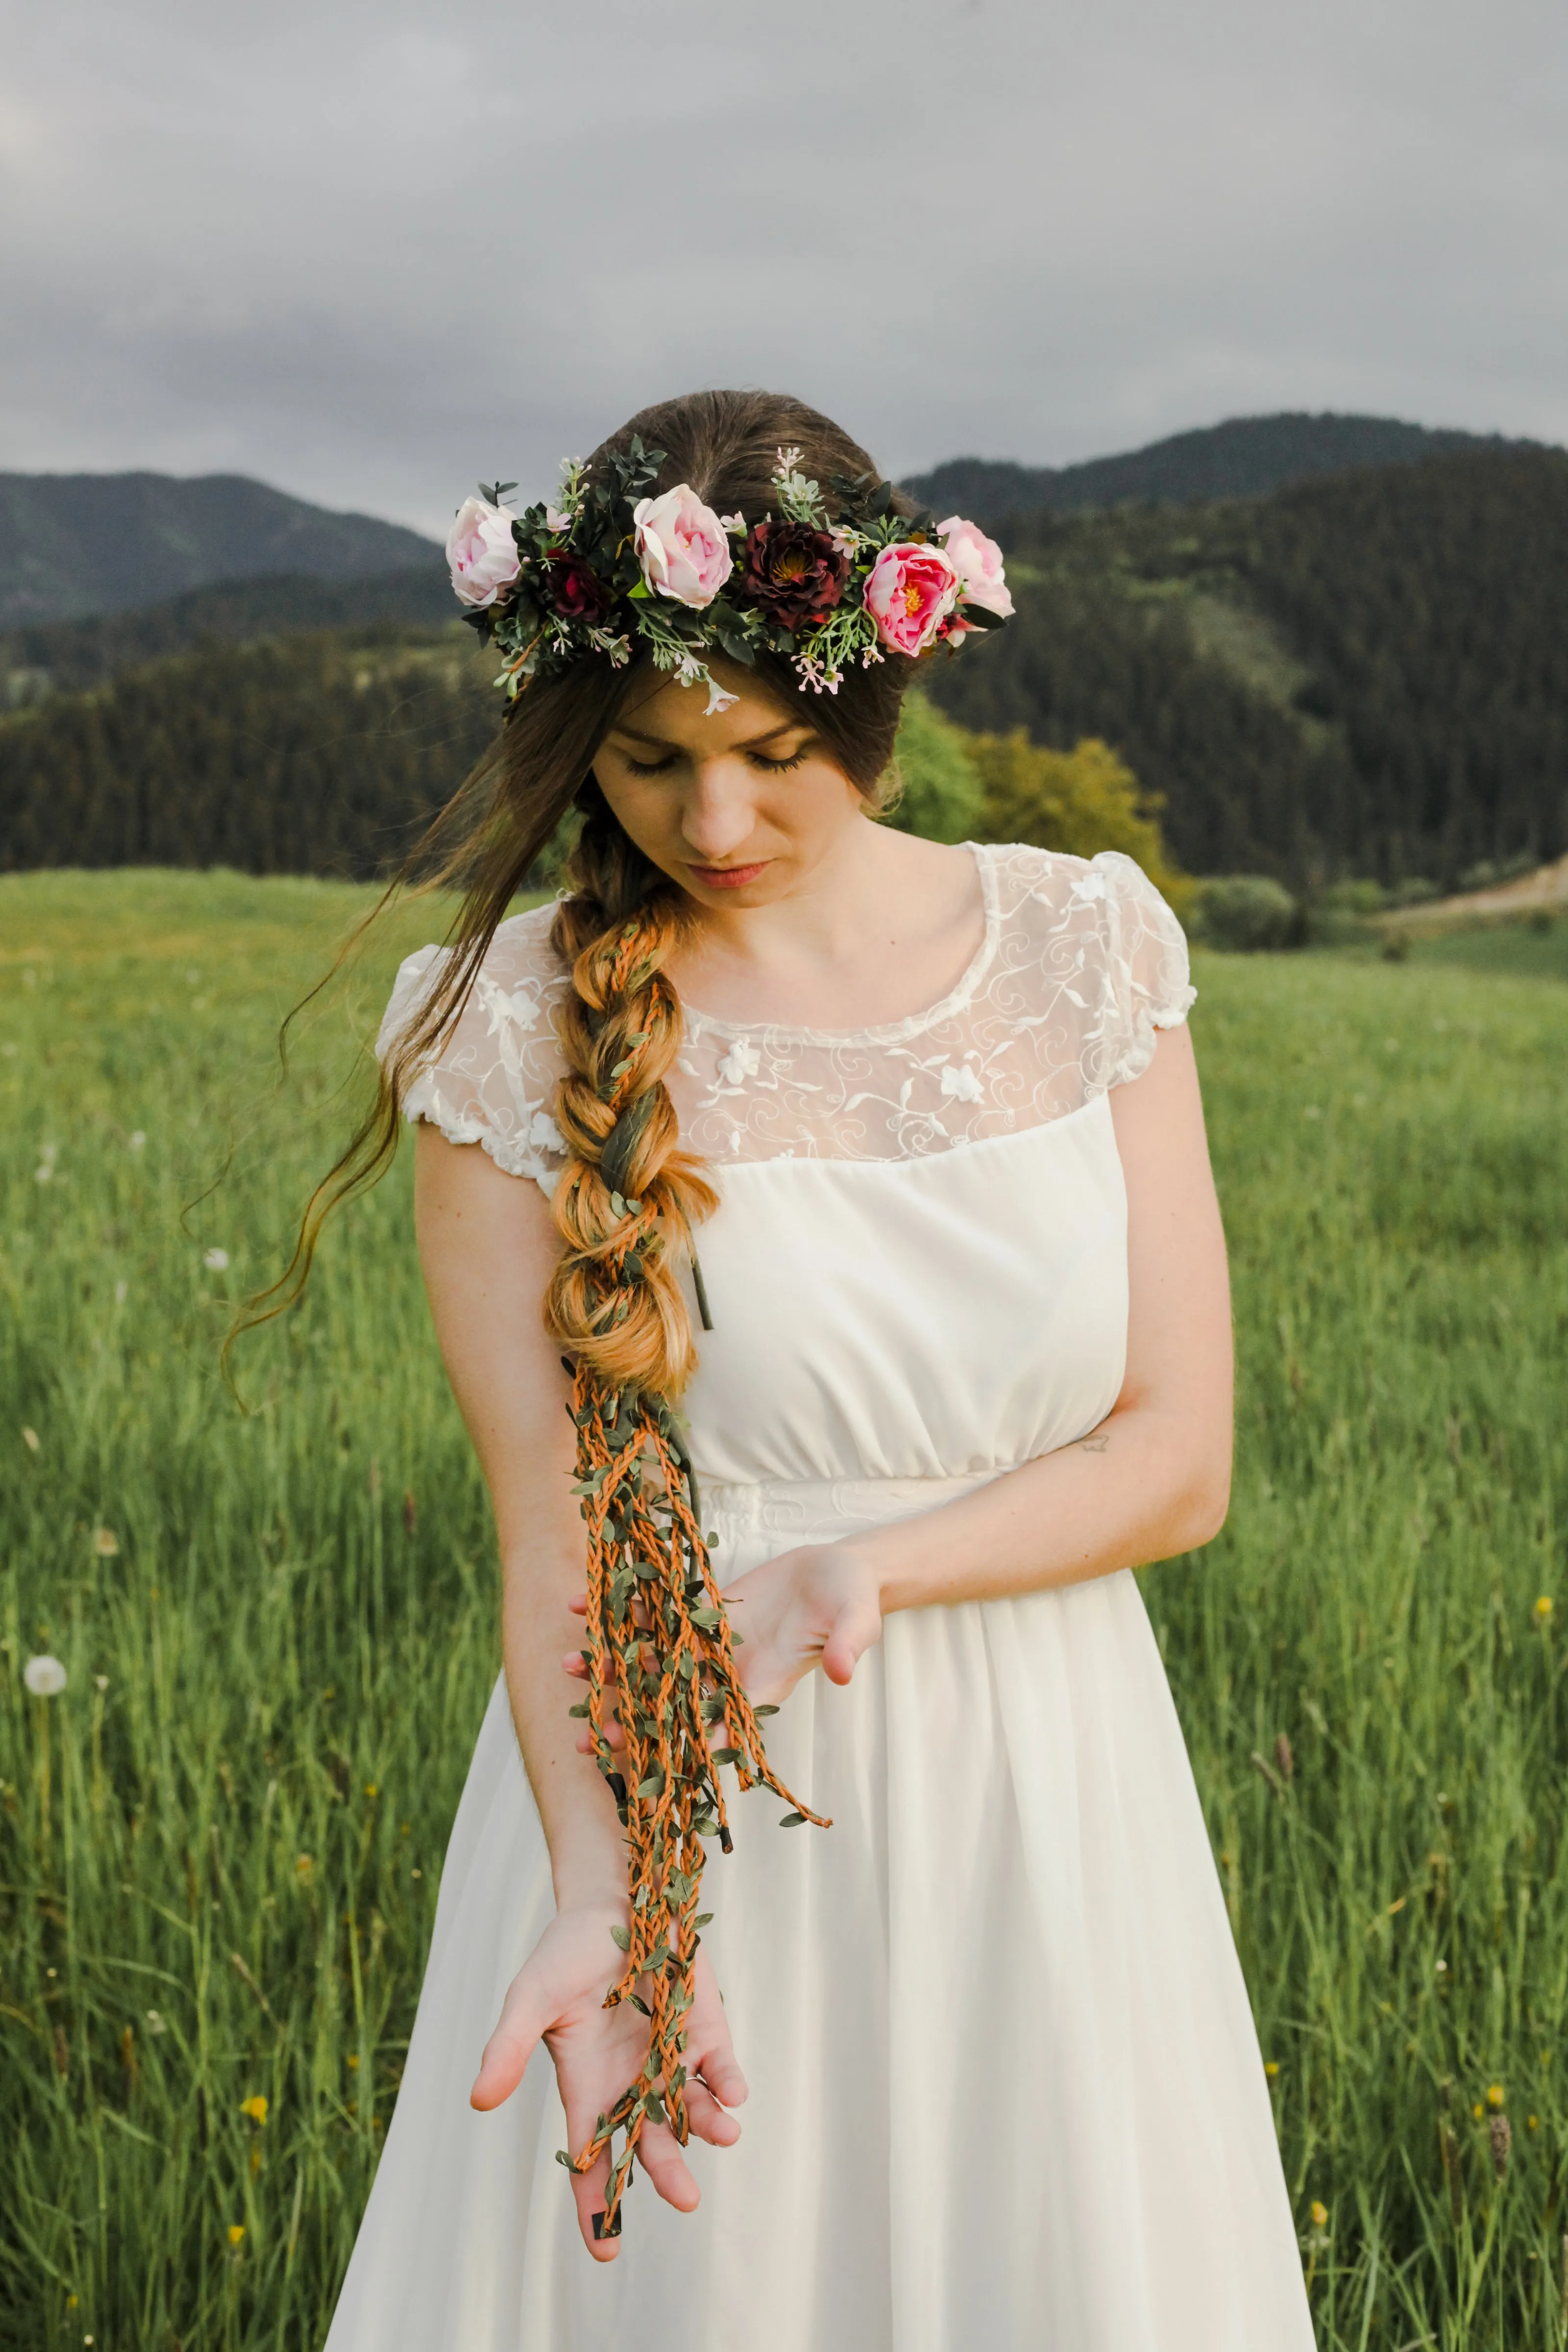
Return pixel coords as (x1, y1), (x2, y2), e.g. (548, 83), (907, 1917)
(608, 720), (812, 753)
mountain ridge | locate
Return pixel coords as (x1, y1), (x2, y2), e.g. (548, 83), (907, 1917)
(0, 470), (441, 631)
(902, 411), (1551, 530)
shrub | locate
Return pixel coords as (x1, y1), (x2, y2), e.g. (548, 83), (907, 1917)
(1191, 873), (1300, 952)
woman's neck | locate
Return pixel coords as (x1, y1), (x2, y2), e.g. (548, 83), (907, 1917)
(666, 820), (985, 1032)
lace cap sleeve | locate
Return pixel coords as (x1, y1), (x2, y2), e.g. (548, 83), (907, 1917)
(374, 905), (570, 1193)
(1089, 851), (1196, 1089)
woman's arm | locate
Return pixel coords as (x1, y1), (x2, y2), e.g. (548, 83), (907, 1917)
(867, 1019), (1232, 1611)
(573, 1029), (1229, 1727)
(413, 1125), (747, 2261)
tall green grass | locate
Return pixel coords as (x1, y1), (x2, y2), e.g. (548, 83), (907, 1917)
(1, 872), (1565, 2350)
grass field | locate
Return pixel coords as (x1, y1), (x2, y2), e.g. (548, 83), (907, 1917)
(1, 870), (1565, 2351)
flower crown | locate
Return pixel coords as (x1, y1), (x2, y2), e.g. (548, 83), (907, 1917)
(445, 441), (1013, 716)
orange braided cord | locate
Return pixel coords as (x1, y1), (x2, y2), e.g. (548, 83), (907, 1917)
(561, 1367), (827, 2233)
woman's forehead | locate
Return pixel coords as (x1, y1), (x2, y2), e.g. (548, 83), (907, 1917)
(610, 665), (808, 749)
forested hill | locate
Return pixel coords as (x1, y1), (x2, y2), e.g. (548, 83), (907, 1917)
(924, 446), (1568, 888)
(0, 565), (452, 699)
(903, 412), (1547, 530)
(0, 472), (440, 630)
(1, 441), (1562, 894)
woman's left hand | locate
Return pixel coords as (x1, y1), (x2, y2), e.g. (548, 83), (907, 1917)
(565, 1542), (884, 1750)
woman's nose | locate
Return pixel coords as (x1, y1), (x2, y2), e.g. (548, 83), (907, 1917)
(680, 766), (758, 860)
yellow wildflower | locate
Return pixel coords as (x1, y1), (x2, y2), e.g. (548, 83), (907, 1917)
(228, 2224), (245, 2246)
(1264, 2061), (1280, 2078)
(1486, 2083), (1505, 2109)
(1536, 1596), (1554, 1621)
(1309, 2201), (1328, 2229)
(240, 2094), (268, 2124)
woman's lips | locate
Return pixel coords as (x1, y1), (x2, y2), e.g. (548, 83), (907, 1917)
(687, 859), (770, 890)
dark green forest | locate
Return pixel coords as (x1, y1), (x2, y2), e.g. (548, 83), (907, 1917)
(0, 443), (1562, 888)
(0, 632), (490, 876)
(926, 448), (1568, 886)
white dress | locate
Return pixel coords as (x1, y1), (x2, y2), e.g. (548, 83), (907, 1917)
(329, 842), (1314, 2352)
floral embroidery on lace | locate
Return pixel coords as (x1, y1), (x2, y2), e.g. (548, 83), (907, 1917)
(375, 844), (1195, 1194)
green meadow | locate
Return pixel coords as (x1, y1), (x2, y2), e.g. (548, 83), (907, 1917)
(1, 870), (1564, 2351)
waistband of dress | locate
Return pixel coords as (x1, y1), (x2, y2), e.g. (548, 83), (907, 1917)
(697, 1468), (1000, 1541)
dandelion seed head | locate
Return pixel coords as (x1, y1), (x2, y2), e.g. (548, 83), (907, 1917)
(24, 1655), (67, 1697)
(204, 1248), (230, 1272)
(93, 1528), (119, 1557)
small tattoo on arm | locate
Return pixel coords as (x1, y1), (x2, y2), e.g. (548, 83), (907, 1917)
(1077, 1435), (1110, 1453)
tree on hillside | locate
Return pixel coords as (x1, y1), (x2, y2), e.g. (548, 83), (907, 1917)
(968, 732), (1185, 900)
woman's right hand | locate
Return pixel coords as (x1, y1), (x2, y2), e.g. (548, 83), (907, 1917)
(469, 1902), (747, 2262)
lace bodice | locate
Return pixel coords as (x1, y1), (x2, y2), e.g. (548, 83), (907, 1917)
(376, 843), (1195, 1189)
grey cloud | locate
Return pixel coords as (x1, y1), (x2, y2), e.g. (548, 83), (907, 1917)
(2, 0), (1563, 534)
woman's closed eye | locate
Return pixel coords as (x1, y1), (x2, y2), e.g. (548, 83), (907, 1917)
(619, 746), (810, 780)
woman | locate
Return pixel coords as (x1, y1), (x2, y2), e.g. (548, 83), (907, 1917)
(320, 391), (1314, 2348)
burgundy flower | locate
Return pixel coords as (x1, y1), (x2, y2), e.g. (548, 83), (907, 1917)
(542, 550), (615, 625)
(741, 520), (849, 632)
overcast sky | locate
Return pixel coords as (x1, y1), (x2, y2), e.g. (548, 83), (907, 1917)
(4, 0), (1565, 536)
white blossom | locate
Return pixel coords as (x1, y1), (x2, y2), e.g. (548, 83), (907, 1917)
(717, 1040), (761, 1088)
(24, 1655), (67, 1698)
(939, 1062), (984, 1103)
(528, 1110), (566, 1156)
(204, 1248), (230, 1271)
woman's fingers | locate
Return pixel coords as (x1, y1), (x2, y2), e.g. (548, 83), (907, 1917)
(820, 1590), (882, 1686)
(470, 1967), (551, 2111)
(632, 2116), (701, 2213)
(692, 2034), (749, 2111)
(684, 2077), (742, 2148)
(558, 2087), (620, 2260)
(688, 1953), (749, 2113)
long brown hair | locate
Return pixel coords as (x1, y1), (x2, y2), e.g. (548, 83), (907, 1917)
(246, 389), (918, 1384)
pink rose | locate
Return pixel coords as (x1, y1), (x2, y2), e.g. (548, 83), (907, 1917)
(863, 541), (959, 656)
(447, 496), (521, 609)
(632, 485), (734, 608)
(939, 515), (1014, 620)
